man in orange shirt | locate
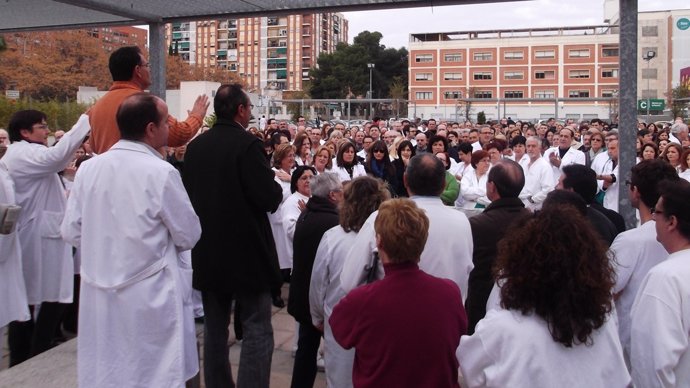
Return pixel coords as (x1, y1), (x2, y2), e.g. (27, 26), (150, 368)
(89, 46), (209, 154)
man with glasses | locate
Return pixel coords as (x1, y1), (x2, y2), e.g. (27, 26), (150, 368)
(89, 46), (210, 154)
(544, 128), (585, 186)
(610, 160), (678, 367)
(472, 126), (494, 152)
(3, 109), (91, 365)
(357, 135), (374, 160)
(183, 84), (283, 388)
(631, 179), (690, 387)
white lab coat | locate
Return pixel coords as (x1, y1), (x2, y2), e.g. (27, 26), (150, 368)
(543, 146), (586, 185)
(610, 221), (668, 364)
(459, 167), (490, 210)
(332, 164), (366, 183)
(282, 191), (309, 243)
(269, 168), (292, 269)
(309, 225), (356, 388)
(0, 167), (30, 328)
(458, 309), (630, 388)
(601, 161), (620, 212)
(631, 248), (690, 388)
(61, 140), (201, 388)
(340, 196), (474, 300)
(0, 114), (91, 304)
(518, 157), (554, 211)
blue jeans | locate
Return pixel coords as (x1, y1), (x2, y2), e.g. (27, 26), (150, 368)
(202, 291), (274, 388)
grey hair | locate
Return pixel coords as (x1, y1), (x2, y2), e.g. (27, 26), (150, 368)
(526, 136), (541, 145)
(310, 172), (342, 198)
(671, 122), (688, 134)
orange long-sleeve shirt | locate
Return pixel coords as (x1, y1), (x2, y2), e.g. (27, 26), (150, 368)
(89, 81), (203, 154)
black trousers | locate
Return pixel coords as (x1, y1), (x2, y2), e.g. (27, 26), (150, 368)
(8, 302), (66, 366)
(290, 322), (321, 388)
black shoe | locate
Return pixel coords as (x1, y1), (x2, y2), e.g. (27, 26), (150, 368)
(272, 295), (285, 308)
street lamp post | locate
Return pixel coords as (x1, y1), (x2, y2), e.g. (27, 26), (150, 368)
(642, 50), (656, 120)
(367, 63), (375, 119)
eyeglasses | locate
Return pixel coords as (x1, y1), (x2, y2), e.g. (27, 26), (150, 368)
(652, 208), (666, 219)
(139, 62), (150, 68)
(373, 149), (386, 154)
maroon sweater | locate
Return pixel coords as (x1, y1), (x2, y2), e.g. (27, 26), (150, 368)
(330, 262), (467, 388)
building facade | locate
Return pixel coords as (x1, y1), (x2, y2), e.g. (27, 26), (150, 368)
(86, 26), (148, 52)
(408, 25), (619, 122)
(166, 13), (348, 93)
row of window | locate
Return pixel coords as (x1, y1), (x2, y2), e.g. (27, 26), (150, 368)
(414, 46), (619, 63)
(413, 68), (619, 81)
(414, 89), (615, 100)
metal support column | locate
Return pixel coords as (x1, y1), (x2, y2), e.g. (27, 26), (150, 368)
(148, 22), (166, 100)
(618, 0), (638, 229)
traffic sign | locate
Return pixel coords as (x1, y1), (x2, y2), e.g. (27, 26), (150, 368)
(638, 99), (665, 111)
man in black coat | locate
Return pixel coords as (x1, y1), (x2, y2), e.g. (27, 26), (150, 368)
(288, 172), (342, 388)
(465, 159), (531, 335)
(183, 83), (283, 388)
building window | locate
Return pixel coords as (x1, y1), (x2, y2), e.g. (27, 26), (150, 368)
(568, 70), (590, 79)
(504, 51), (524, 60)
(641, 26), (658, 37)
(534, 49), (555, 59)
(444, 53), (463, 62)
(504, 71), (524, 80)
(601, 68), (619, 78)
(415, 54), (433, 63)
(601, 89), (616, 98)
(601, 45), (619, 57)
(535, 90), (555, 99)
(473, 90), (493, 99)
(568, 49), (590, 58)
(473, 72), (493, 80)
(415, 73), (433, 81)
(443, 72), (463, 81)
(568, 90), (590, 98)
(504, 91), (524, 99)
(416, 92), (433, 100)
(473, 52), (493, 61)
(642, 68), (658, 79)
(444, 91), (463, 99)
(534, 70), (555, 79)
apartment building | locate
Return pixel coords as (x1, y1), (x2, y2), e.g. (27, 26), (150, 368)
(166, 13), (348, 93)
(86, 26), (148, 52)
(409, 25), (619, 122)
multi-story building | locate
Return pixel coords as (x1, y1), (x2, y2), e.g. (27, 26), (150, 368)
(409, 25), (619, 122)
(166, 13), (347, 93)
(86, 26), (148, 52)
(409, 2), (690, 122)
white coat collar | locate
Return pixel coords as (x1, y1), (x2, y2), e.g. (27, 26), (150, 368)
(109, 139), (164, 159)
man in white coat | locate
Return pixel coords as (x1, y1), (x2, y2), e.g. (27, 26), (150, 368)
(518, 136), (554, 211)
(543, 128), (585, 186)
(631, 179), (690, 387)
(340, 153), (474, 299)
(2, 109), (90, 365)
(610, 159), (678, 367)
(62, 93), (201, 388)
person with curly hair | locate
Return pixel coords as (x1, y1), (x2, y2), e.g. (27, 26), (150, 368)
(309, 176), (390, 388)
(457, 205), (630, 387)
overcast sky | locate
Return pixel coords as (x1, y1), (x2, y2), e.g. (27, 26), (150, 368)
(343, 0), (690, 49)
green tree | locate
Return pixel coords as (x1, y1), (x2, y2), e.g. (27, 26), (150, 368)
(669, 84), (689, 120)
(309, 31), (408, 101)
(477, 111), (487, 125)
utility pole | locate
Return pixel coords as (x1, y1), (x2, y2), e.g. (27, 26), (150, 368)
(368, 63), (375, 119)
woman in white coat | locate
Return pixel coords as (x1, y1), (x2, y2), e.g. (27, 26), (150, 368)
(457, 205), (630, 387)
(332, 141), (365, 183)
(2, 110), (91, 365)
(458, 150), (491, 210)
(309, 176), (390, 388)
(282, 165), (316, 254)
(269, 143), (295, 307)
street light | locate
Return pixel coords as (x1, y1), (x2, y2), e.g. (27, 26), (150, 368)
(642, 50), (656, 120)
(367, 63), (375, 119)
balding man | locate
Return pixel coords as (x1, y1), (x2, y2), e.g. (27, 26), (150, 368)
(465, 159), (530, 334)
(62, 93), (201, 387)
(340, 153), (474, 300)
(518, 136), (554, 211)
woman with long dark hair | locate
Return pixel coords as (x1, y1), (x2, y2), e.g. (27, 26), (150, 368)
(392, 140), (415, 197)
(458, 205), (630, 387)
(333, 141), (365, 183)
(364, 140), (397, 194)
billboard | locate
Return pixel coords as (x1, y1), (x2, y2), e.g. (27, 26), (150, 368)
(682, 66), (690, 90)
(672, 16), (690, 87)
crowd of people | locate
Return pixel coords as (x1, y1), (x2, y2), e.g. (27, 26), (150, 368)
(1, 44), (690, 388)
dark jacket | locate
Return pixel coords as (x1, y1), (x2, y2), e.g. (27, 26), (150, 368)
(183, 118), (283, 294)
(465, 197), (531, 334)
(591, 202), (627, 235)
(288, 195), (339, 324)
(392, 158), (408, 197)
